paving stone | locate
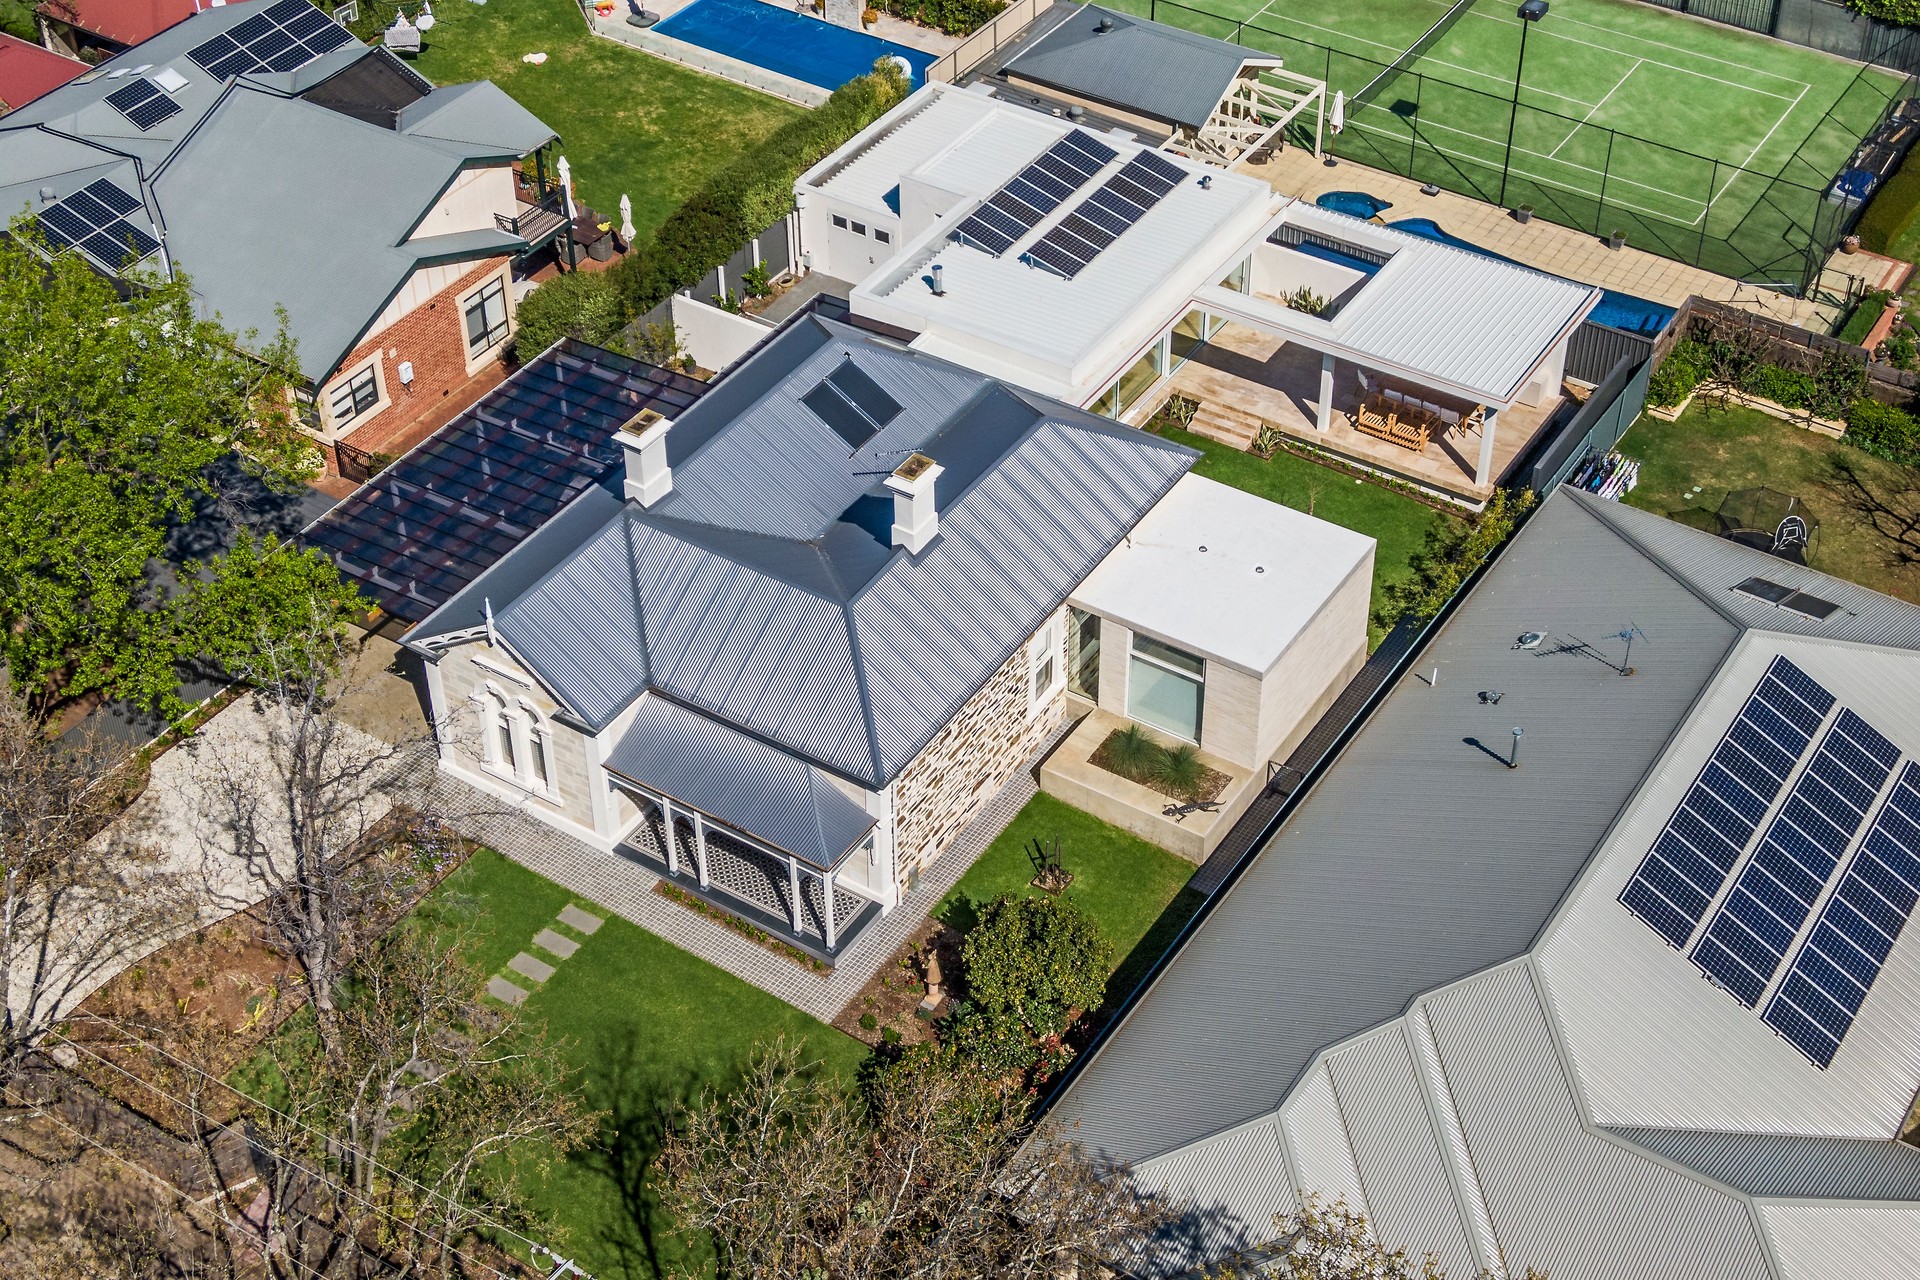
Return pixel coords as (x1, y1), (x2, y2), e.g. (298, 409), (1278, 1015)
(486, 975), (529, 1005)
(533, 927), (580, 959)
(507, 951), (556, 983)
(557, 903), (603, 934)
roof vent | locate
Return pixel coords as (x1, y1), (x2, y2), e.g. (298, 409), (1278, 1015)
(1096, 14), (1114, 30)
(1067, 104), (1085, 120)
(618, 408), (673, 507)
(1513, 631), (1544, 650)
(885, 453), (944, 555)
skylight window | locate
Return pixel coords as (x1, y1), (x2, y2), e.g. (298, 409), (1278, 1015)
(1732, 576), (1841, 620)
(801, 359), (903, 451)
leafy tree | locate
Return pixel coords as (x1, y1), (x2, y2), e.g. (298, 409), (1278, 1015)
(0, 0), (37, 42)
(660, 1037), (1168, 1280)
(1208, 1195), (1548, 1279)
(946, 893), (1111, 1080)
(1846, 0), (1920, 26)
(1376, 487), (1536, 629)
(0, 224), (321, 719)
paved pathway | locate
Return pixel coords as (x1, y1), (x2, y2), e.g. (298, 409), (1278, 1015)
(440, 722), (1069, 1023)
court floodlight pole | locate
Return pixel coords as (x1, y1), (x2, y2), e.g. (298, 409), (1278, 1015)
(1499, 0), (1549, 209)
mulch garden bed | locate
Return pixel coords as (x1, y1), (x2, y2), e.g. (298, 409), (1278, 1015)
(1088, 729), (1231, 806)
(831, 916), (965, 1049)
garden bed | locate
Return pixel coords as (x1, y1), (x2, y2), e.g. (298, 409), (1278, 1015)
(1088, 725), (1230, 806)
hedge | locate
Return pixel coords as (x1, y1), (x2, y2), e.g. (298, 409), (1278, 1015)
(1855, 145), (1920, 256)
(1647, 337), (1863, 418)
(512, 269), (624, 358)
(878, 0), (1005, 35)
(1846, 398), (1920, 468)
(1844, 0), (1920, 25)
(605, 64), (911, 323)
(1839, 290), (1892, 346)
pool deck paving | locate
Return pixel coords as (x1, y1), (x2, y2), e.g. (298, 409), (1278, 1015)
(1251, 146), (1837, 331)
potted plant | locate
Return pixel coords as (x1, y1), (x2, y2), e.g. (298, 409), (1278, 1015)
(1607, 228), (1626, 250)
(862, 5), (878, 25)
(1841, 234), (1862, 254)
(1513, 204), (1534, 224)
(589, 220), (615, 261)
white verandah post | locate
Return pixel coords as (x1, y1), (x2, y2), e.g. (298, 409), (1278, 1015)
(1475, 407), (1501, 489)
(822, 871), (838, 951)
(788, 857), (804, 936)
(693, 812), (710, 887)
(660, 796), (679, 877)
(1316, 353), (1336, 431)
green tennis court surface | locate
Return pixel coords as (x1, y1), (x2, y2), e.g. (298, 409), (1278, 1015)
(1111, 0), (1912, 285)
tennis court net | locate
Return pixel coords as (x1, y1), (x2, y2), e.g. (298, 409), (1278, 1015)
(1351, 0), (1477, 107)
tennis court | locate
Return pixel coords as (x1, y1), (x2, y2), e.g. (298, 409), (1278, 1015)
(1109, 0), (1914, 285)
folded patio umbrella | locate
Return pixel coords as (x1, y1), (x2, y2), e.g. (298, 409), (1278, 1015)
(1331, 90), (1345, 135)
(557, 155), (576, 223)
(619, 193), (635, 243)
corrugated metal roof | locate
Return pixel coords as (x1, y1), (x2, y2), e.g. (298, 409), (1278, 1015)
(422, 318), (1195, 786)
(604, 693), (875, 868)
(1613, 1128), (1920, 1200)
(1000, 4), (1260, 129)
(1130, 1119), (1297, 1274)
(1758, 1202), (1920, 1280)
(1425, 964), (1773, 1280)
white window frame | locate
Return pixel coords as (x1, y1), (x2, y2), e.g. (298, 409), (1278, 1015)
(323, 354), (387, 434)
(459, 270), (513, 371)
(1027, 616), (1063, 714)
(473, 683), (559, 801)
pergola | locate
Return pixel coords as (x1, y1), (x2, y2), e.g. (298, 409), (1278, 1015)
(1181, 68), (1328, 167)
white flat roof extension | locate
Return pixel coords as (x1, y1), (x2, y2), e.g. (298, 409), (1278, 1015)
(1071, 473), (1375, 675)
(803, 85), (1060, 217)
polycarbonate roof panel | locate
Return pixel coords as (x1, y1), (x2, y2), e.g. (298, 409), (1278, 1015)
(304, 342), (704, 622)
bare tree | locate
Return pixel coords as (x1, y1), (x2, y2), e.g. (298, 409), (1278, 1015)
(660, 1038), (1171, 1280)
(0, 687), (189, 1086)
(1208, 1196), (1546, 1280)
(189, 615), (448, 1058)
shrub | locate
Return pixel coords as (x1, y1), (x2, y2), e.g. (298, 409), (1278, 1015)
(741, 262), (773, 298)
(859, 1011), (878, 1031)
(1648, 339), (1711, 408)
(1740, 362), (1817, 410)
(512, 271), (622, 358)
(1846, 397), (1920, 468)
(878, 0), (1004, 34)
(1882, 325), (1918, 371)
(1104, 723), (1159, 777)
(607, 66), (911, 324)
(1378, 486), (1537, 628)
(960, 894), (1111, 1047)
(1158, 743), (1207, 797)
(940, 1000), (1041, 1078)
(1285, 286), (1331, 316)
(1840, 290), (1892, 346)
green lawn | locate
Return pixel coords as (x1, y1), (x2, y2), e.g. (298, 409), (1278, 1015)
(404, 0), (804, 234)
(423, 850), (866, 1280)
(1159, 425), (1461, 648)
(935, 793), (1203, 1013)
(1618, 404), (1920, 605)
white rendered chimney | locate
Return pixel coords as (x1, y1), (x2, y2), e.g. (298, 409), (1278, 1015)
(618, 409), (674, 506)
(885, 452), (943, 555)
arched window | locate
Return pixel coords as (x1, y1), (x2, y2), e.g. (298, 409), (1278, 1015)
(472, 684), (558, 798)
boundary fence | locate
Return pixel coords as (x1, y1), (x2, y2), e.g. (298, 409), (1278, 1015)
(1145, 0), (1917, 293)
(1636, 0), (1920, 76)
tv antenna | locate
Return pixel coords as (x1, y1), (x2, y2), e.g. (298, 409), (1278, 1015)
(1609, 623), (1648, 676)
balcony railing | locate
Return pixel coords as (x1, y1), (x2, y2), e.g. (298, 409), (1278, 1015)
(495, 189), (568, 250)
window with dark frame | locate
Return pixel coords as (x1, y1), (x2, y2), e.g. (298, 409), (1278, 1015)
(832, 214), (849, 229)
(875, 228), (892, 244)
(463, 277), (510, 357)
(328, 363), (380, 425)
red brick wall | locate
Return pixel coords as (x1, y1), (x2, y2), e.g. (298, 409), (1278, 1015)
(322, 256), (513, 465)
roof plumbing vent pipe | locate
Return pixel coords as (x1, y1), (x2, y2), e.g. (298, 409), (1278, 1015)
(618, 408), (674, 507)
(1508, 727), (1524, 770)
(886, 453), (944, 555)
(931, 263), (945, 296)
(1096, 14), (1113, 30)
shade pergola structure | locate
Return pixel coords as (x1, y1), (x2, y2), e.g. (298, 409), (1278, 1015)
(603, 694), (884, 960)
(993, 3), (1325, 166)
(1719, 487), (1820, 563)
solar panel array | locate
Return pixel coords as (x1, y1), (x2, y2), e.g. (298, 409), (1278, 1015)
(1619, 657), (1831, 949)
(187, 0), (354, 79)
(37, 179), (161, 267)
(1693, 708), (1897, 1006)
(1026, 150), (1187, 281)
(302, 342), (706, 623)
(951, 129), (1117, 257)
(1765, 763), (1920, 1066)
(801, 359), (903, 451)
(105, 78), (182, 130)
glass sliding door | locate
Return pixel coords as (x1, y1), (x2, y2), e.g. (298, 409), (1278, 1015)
(1067, 607), (1100, 700)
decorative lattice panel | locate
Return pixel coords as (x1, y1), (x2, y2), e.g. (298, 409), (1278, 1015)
(703, 827), (794, 923)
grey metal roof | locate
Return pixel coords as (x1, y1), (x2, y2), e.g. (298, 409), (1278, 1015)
(604, 693), (876, 868)
(999, 4), (1260, 130)
(1611, 1128), (1920, 1200)
(1051, 491), (1744, 1167)
(0, 3), (555, 382)
(426, 317), (1196, 787)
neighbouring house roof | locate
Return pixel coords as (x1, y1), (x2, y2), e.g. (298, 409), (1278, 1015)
(605, 693), (877, 868)
(997, 4), (1273, 130)
(1047, 490), (1920, 1280)
(0, 34), (84, 112)
(0, 1), (556, 383)
(302, 340), (706, 623)
(407, 316), (1197, 789)
(37, 0), (253, 48)
(1070, 473), (1374, 674)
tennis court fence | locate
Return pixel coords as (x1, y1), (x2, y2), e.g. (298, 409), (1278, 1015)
(1636, 0), (1920, 77)
(1146, 0), (1917, 295)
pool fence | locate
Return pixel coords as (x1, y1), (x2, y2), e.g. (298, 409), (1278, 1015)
(925, 0), (1060, 84)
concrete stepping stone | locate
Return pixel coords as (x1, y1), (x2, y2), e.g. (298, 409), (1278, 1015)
(534, 927), (580, 960)
(487, 976), (530, 1005)
(558, 904), (603, 934)
(508, 951), (556, 983)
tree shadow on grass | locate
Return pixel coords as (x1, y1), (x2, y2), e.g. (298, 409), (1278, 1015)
(569, 1033), (704, 1280)
(1821, 452), (1920, 572)
(1091, 886), (1206, 1028)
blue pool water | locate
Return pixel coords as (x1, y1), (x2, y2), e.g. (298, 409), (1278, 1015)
(1384, 215), (1676, 337)
(655, 0), (938, 93)
(1314, 190), (1394, 221)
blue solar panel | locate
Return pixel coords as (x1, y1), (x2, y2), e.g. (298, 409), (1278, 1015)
(1693, 708), (1892, 1005)
(187, 2), (353, 79)
(1620, 657), (1830, 948)
(1025, 152), (1186, 280)
(302, 341), (705, 623)
(952, 129), (1116, 258)
(1765, 763), (1920, 1067)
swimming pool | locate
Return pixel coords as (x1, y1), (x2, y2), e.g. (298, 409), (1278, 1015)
(655, 0), (937, 93)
